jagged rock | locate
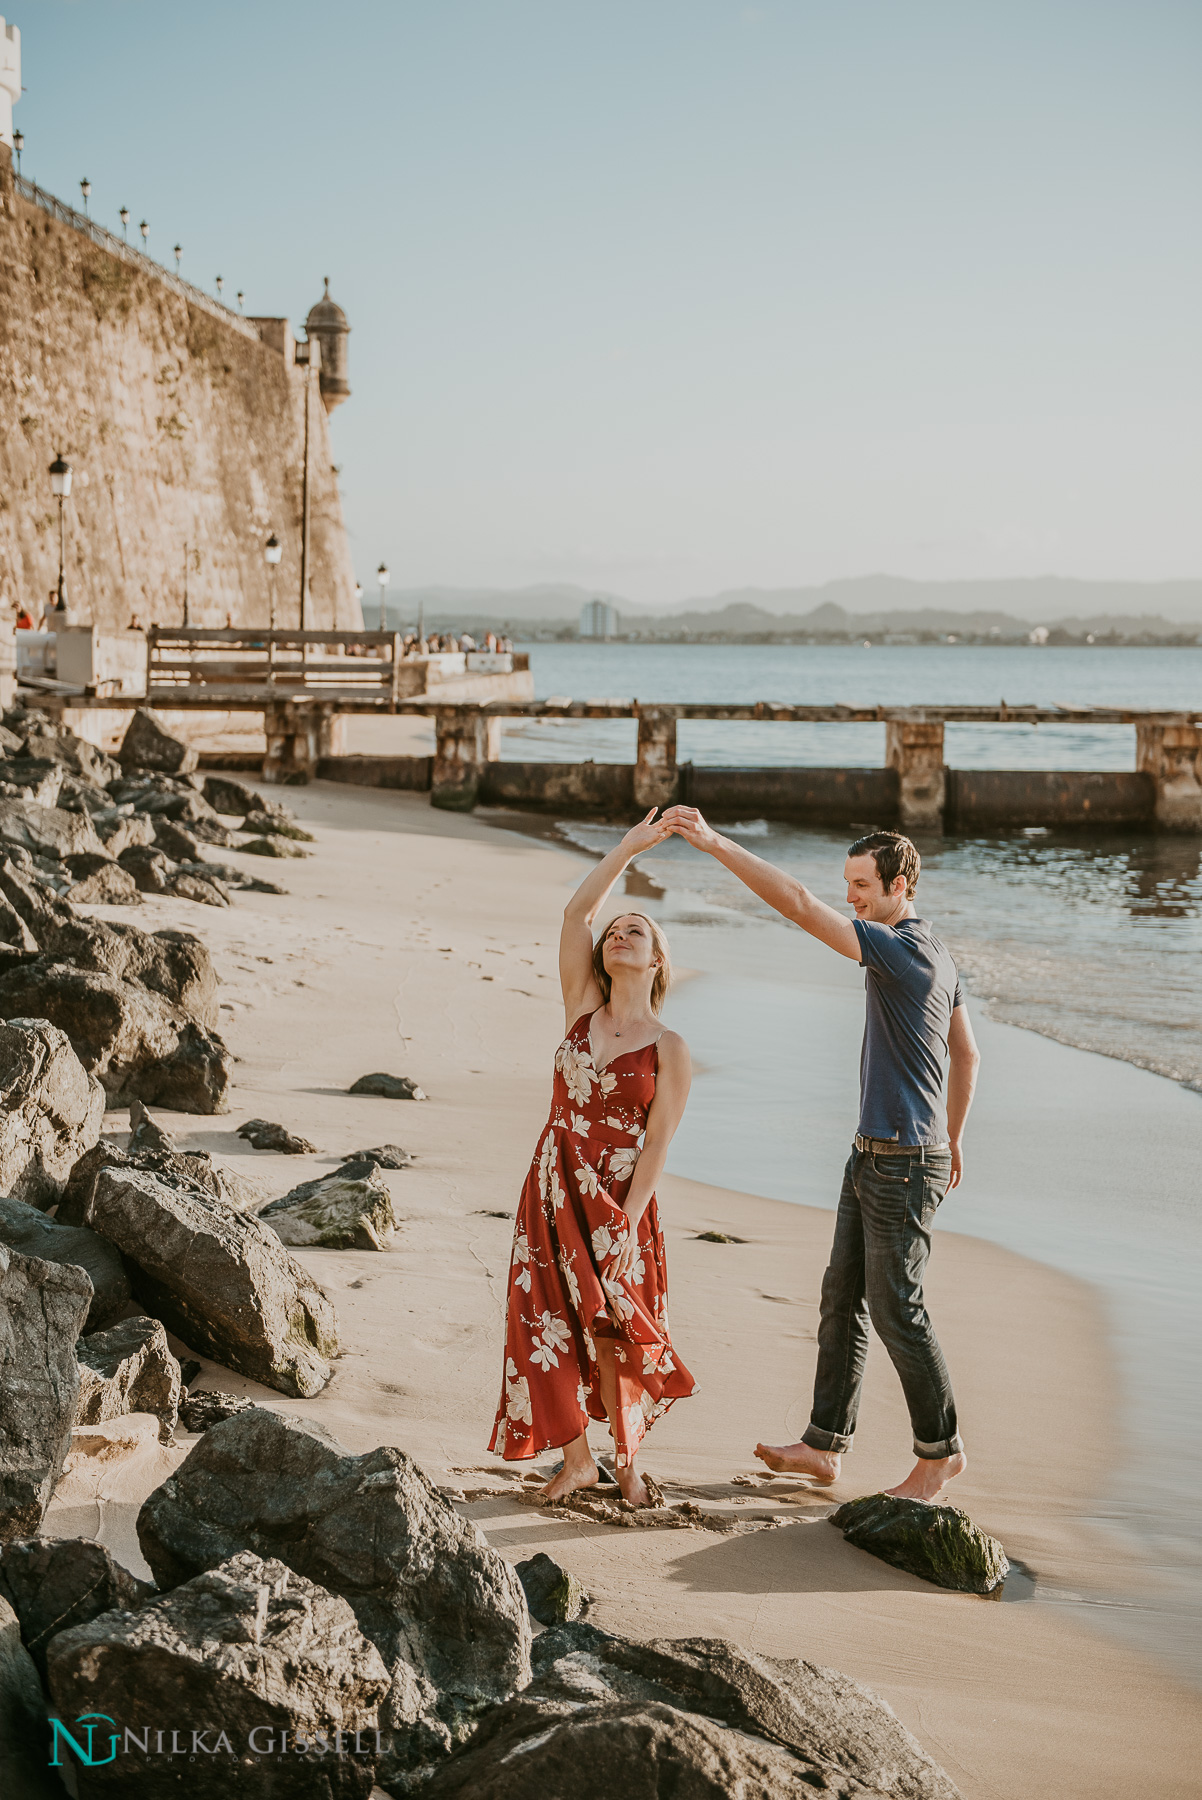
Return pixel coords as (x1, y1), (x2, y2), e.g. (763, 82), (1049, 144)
(180, 857), (285, 895)
(136, 1409), (531, 1782)
(0, 1196), (129, 1330)
(238, 1117), (318, 1154)
(91, 809), (157, 858)
(110, 772), (200, 808)
(202, 774), (260, 816)
(829, 1494), (1009, 1595)
(77, 1316), (181, 1444)
(23, 725), (121, 788)
(0, 892), (38, 950)
(342, 1144), (413, 1170)
(0, 853), (75, 942)
(117, 708), (199, 775)
(83, 1165), (339, 1397)
(118, 843), (175, 892)
(244, 808), (315, 842)
(178, 1358), (201, 1387)
(136, 788), (224, 832)
(0, 758), (65, 805)
(0, 1537), (154, 1680)
(0, 1594), (58, 1799)
(0, 723), (24, 753)
(0, 959), (231, 1113)
(0, 1017), (105, 1207)
(63, 852), (141, 906)
(260, 1169), (398, 1251)
(168, 869), (231, 906)
(515, 1553), (590, 1626)
(350, 1072), (428, 1100)
(59, 1140), (263, 1225)
(178, 1390), (258, 1433)
(239, 834), (310, 858)
(46, 1550), (389, 1798)
(0, 797), (105, 860)
(22, 913), (220, 1029)
(423, 1624), (963, 1800)
(182, 816), (237, 848)
(0, 1245), (93, 1542)
(128, 1096), (176, 1152)
(152, 817), (201, 860)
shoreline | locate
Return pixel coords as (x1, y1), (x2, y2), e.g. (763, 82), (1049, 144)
(46, 780), (1200, 1799)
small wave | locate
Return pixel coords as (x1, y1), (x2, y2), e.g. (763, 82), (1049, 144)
(722, 819), (772, 837)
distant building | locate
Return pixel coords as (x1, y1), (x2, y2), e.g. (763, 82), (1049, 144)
(1029, 625), (1049, 645)
(579, 598), (619, 639)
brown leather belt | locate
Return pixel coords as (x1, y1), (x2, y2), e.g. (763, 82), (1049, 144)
(854, 1135), (950, 1155)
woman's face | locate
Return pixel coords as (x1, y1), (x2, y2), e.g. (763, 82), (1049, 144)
(602, 914), (660, 983)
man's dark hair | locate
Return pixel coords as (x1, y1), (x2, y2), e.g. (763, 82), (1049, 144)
(847, 830), (921, 899)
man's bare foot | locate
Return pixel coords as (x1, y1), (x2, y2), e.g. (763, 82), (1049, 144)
(540, 1456), (600, 1503)
(886, 1451), (967, 1502)
(615, 1465), (652, 1507)
(754, 1441), (840, 1485)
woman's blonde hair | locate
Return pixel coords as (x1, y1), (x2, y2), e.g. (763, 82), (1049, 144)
(592, 913), (672, 1015)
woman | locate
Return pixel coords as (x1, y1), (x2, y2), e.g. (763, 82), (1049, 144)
(488, 810), (697, 1505)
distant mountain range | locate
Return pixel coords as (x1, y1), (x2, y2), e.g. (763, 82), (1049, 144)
(385, 576), (1202, 635)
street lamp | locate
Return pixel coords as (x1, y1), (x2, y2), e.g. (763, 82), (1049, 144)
(49, 454), (72, 610)
(173, 243), (182, 274)
(12, 130), (22, 176)
(376, 562), (390, 631)
(79, 177), (91, 216)
(119, 206), (129, 239)
(215, 275), (223, 297)
(236, 290), (244, 312)
(139, 220), (149, 246)
(264, 533), (282, 629)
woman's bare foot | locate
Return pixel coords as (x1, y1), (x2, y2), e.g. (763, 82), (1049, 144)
(615, 1465), (652, 1507)
(540, 1449), (600, 1503)
(886, 1451), (967, 1502)
(754, 1441), (840, 1485)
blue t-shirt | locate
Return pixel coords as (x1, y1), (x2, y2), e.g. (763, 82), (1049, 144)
(853, 916), (965, 1146)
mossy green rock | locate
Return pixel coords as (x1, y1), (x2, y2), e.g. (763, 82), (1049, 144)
(830, 1492), (1009, 1594)
(515, 1552), (590, 1626)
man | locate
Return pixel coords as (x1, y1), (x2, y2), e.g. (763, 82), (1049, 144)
(661, 810), (980, 1501)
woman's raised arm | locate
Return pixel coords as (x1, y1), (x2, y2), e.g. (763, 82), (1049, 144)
(559, 809), (670, 1025)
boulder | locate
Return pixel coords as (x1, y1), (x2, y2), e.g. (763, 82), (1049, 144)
(180, 858), (285, 896)
(244, 809), (315, 842)
(202, 774), (260, 816)
(92, 810), (156, 858)
(168, 869), (231, 907)
(0, 1595), (58, 1799)
(0, 892), (38, 951)
(238, 834), (310, 858)
(0, 1017), (105, 1207)
(420, 1624), (962, 1800)
(0, 960), (231, 1113)
(178, 1391), (258, 1433)
(77, 1316), (182, 1444)
(34, 917), (220, 1028)
(0, 1244), (93, 1541)
(350, 1072), (427, 1101)
(237, 1117), (318, 1154)
(45, 1550), (389, 1798)
(0, 1196), (129, 1330)
(260, 1169), (398, 1251)
(59, 1140), (263, 1226)
(0, 1536), (153, 1680)
(136, 1409), (532, 1780)
(117, 708), (199, 775)
(118, 843), (175, 892)
(63, 853), (141, 907)
(151, 818), (201, 861)
(127, 1096), (176, 1153)
(22, 725), (121, 788)
(83, 1165), (339, 1397)
(829, 1494), (1009, 1596)
(0, 852), (78, 942)
(342, 1144), (413, 1170)
(0, 758), (65, 806)
(515, 1553), (590, 1626)
(0, 797), (105, 861)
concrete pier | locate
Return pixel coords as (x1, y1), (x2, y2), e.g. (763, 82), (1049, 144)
(885, 719), (946, 831)
(633, 708), (679, 810)
(430, 708), (501, 811)
(1135, 724), (1202, 831)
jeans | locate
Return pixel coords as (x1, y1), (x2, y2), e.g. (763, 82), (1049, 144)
(802, 1145), (963, 1460)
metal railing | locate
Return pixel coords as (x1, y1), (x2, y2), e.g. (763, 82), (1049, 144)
(13, 175), (261, 342)
(146, 627), (404, 708)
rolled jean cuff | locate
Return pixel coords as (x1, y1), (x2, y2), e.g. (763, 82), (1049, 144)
(914, 1434), (964, 1460)
(802, 1424), (853, 1455)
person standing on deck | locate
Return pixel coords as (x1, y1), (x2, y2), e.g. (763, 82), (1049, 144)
(661, 812), (980, 1502)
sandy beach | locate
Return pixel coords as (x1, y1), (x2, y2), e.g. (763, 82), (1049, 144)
(46, 779), (1200, 1800)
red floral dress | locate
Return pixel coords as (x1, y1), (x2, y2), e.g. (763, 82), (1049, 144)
(489, 1010), (698, 1468)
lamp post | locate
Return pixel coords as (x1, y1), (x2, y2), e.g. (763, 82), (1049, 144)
(119, 206), (129, 240)
(139, 220), (149, 247)
(49, 455), (72, 609)
(297, 342), (313, 629)
(12, 130), (22, 176)
(376, 563), (390, 632)
(79, 177), (91, 217)
(236, 290), (244, 312)
(215, 275), (223, 298)
(264, 533), (282, 629)
(173, 244), (182, 274)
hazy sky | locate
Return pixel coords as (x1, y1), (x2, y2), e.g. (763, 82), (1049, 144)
(12, 1), (1202, 602)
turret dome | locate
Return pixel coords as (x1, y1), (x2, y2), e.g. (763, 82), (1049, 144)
(305, 277), (350, 413)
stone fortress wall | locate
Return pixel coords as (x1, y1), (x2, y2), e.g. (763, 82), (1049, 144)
(0, 138), (362, 635)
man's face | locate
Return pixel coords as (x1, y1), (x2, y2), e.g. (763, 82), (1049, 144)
(844, 853), (905, 921)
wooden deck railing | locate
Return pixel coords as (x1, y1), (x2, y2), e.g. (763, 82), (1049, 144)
(146, 628), (404, 708)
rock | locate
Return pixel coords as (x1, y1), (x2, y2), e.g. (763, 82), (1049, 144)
(244, 808), (315, 842)
(59, 1140), (263, 1225)
(83, 1165), (339, 1397)
(515, 1553), (590, 1626)
(829, 1494), (1009, 1595)
(0, 1244), (93, 1542)
(63, 853), (141, 907)
(23, 725), (121, 789)
(423, 1626), (963, 1800)
(0, 1595), (58, 1799)
(342, 1143), (413, 1170)
(118, 843), (175, 892)
(349, 1072), (428, 1101)
(0, 960), (232, 1113)
(0, 758), (65, 806)
(237, 1117), (318, 1154)
(136, 1409), (532, 1781)
(0, 723), (24, 753)
(92, 810), (156, 858)
(0, 892), (39, 951)
(0, 1196), (129, 1331)
(0, 1017), (105, 1207)
(36, 916), (220, 1028)
(152, 817), (201, 860)
(181, 858), (285, 895)
(178, 1390), (258, 1433)
(117, 708), (199, 775)
(0, 1537), (154, 1680)
(45, 1550), (389, 1798)
(0, 797), (105, 861)
(238, 834), (310, 858)
(168, 869), (231, 906)
(260, 1169), (399, 1251)
(77, 1316), (182, 1444)
(0, 852), (76, 941)
(178, 1359), (201, 1387)
(127, 1096), (176, 1153)
(202, 774), (261, 816)
(135, 788), (225, 832)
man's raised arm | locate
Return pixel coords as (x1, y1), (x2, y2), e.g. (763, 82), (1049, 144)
(661, 806), (861, 960)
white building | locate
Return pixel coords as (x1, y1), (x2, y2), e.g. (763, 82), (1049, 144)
(579, 598), (619, 639)
(0, 18), (19, 150)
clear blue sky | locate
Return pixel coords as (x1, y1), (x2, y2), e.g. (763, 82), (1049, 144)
(11, 0), (1201, 603)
